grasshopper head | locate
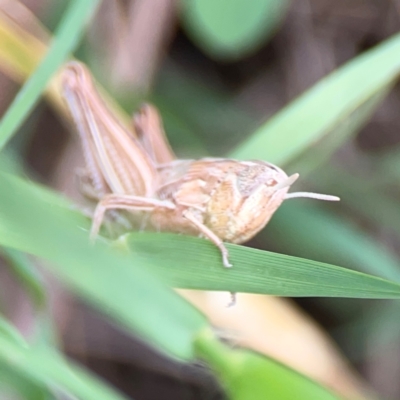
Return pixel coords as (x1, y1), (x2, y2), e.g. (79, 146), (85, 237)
(203, 160), (338, 244)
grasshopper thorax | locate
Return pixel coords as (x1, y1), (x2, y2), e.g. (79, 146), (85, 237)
(156, 159), (297, 244)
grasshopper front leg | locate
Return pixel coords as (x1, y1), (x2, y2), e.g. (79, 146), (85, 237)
(90, 193), (234, 270)
(182, 210), (232, 268)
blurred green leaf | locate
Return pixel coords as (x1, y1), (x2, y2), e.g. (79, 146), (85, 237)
(194, 328), (339, 400)
(0, 316), (28, 349)
(231, 33), (400, 167)
(181, 0), (289, 60)
(375, 148), (400, 184)
(0, 320), (54, 398)
(0, 172), (206, 360)
(286, 85), (392, 175)
(332, 301), (400, 362)
(267, 201), (400, 283)
(125, 232), (400, 298)
(312, 166), (400, 241)
(0, 362), (54, 400)
(1, 247), (46, 308)
(0, 318), (128, 400)
(0, 0), (100, 150)
(0, 150), (25, 175)
(153, 63), (256, 156)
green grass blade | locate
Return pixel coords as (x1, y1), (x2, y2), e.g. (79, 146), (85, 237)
(0, 318), (128, 400)
(231, 32), (400, 165)
(0, 320), (54, 399)
(124, 233), (400, 298)
(194, 328), (340, 400)
(0, 172), (206, 360)
(0, 0), (100, 150)
(0, 362), (54, 400)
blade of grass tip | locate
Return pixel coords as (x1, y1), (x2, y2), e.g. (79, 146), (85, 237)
(125, 232), (400, 299)
(0, 0), (100, 151)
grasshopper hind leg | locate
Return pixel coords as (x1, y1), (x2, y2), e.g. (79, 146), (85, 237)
(90, 194), (176, 242)
(75, 169), (133, 237)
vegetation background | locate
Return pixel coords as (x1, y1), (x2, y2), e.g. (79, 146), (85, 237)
(2, 0), (400, 399)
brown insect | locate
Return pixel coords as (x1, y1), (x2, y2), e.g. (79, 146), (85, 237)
(61, 61), (339, 269)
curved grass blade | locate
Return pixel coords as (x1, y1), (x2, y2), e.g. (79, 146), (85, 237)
(0, 0), (100, 150)
(194, 328), (340, 400)
(231, 33), (400, 166)
(0, 172), (206, 360)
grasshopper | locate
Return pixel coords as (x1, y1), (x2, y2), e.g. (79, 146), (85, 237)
(61, 61), (339, 269)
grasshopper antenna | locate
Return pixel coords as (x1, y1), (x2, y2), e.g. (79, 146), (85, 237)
(274, 173), (299, 191)
(285, 192), (340, 201)
(279, 173), (340, 201)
